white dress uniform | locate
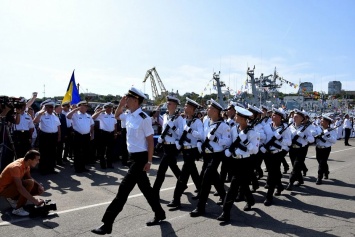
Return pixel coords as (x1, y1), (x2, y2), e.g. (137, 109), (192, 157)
(71, 111), (94, 135)
(39, 112), (60, 133)
(160, 113), (184, 144)
(13, 112), (35, 158)
(96, 112), (117, 132)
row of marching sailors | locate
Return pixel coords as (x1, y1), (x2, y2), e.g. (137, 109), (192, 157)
(153, 95), (337, 223)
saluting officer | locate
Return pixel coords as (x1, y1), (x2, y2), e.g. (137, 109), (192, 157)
(314, 115), (337, 184)
(343, 114), (352, 146)
(153, 96), (183, 197)
(167, 97), (203, 209)
(286, 109), (314, 190)
(92, 87), (166, 235)
(217, 106), (259, 222)
(260, 108), (291, 206)
(190, 99), (232, 218)
(92, 102), (117, 169)
(33, 101), (61, 175)
(13, 99), (34, 158)
(66, 101), (94, 173)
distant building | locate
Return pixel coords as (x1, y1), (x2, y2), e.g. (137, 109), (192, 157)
(328, 81), (342, 95)
(298, 82), (313, 94)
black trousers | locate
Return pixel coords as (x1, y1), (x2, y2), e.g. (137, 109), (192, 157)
(223, 157), (254, 213)
(56, 140), (64, 164)
(13, 130), (31, 159)
(254, 151), (264, 176)
(316, 146), (331, 179)
(120, 128), (128, 164)
(97, 130), (115, 167)
(345, 128), (351, 145)
(197, 152), (225, 210)
(289, 146), (308, 184)
(264, 152), (283, 200)
(38, 131), (58, 174)
(63, 127), (73, 159)
(220, 155), (232, 182)
(102, 151), (165, 225)
(73, 131), (90, 172)
(153, 144), (181, 192)
(173, 147), (201, 201)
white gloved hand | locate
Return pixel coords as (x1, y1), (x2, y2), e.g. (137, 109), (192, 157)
(192, 131), (199, 138)
(175, 140), (181, 150)
(207, 133), (216, 141)
(323, 131), (330, 136)
(158, 136), (163, 143)
(184, 125), (192, 133)
(239, 133), (247, 142)
(297, 131), (304, 137)
(273, 131), (281, 139)
(225, 149), (232, 157)
(260, 146), (267, 153)
(168, 121), (174, 128)
(197, 142), (202, 153)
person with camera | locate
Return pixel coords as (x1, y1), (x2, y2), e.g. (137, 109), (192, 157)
(92, 87), (166, 235)
(0, 150), (44, 216)
(92, 102), (117, 169)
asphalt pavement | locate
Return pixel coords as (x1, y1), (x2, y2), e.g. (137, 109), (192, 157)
(1, 139), (355, 237)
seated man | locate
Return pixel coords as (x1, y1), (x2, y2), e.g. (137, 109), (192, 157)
(0, 150), (44, 216)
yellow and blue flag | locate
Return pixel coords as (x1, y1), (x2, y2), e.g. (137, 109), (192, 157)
(62, 70), (80, 105)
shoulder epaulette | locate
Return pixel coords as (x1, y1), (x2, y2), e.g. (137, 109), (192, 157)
(139, 112), (147, 119)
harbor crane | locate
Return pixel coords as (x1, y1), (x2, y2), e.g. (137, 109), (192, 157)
(143, 67), (168, 104)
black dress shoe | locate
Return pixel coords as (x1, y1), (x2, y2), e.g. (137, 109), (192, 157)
(191, 195), (200, 200)
(316, 179), (322, 185)
(146, 214), (166, 226)
(194, 189), (199, 193)
(91, 224), (112, 235)
(217, 212), (230, 222)
(303, 171), (307, 177)
(213, 191), (219, 196)
(243, 203), (252, 211)
(216, 198), (224, 205)
(324, 173), (329, 179)
(264, 199), (272, 206)
(190, 208), (205, 217)
(234, 195), (245, 202)
(286, 183), (293, 191)
(167, 200), (181, 208)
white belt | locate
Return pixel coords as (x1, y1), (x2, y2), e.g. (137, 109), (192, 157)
(292, 144), (301, 148)
(205, 148), (213, 153)
(316, 146), (328, 149)
(232, 154), (250, 159)
(164, 141), (175, 145)
(269, 150), (280, 154)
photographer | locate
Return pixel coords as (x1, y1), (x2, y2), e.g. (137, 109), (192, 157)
(0, 150), (44, 216)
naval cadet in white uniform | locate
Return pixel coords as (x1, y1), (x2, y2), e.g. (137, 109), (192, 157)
(314, 115), (337, 184)
(92, 87), (166, 235)
(190, 99), (232, 218)
(153, 95), (183, 197)
(217, 106), (259, 222)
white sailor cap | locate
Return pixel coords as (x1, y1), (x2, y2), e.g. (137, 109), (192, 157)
(272, 108), (286, 119)
(43, 100), (55, 107)
(103, 102), (113, 108)
(126, 87), (147, 100)
(248, 104), (263, 114)
(235, 106), (253, 118)
(261, 105), (269, 111)
(40, 99), (51, 107)
(207, 98), (223, 111)
(166, 95), (180, 105)
(223, 102), (236, 111)
(77, 100), (89, 106)
(293, 109), (307, 118)
(62, 101), (70, 106)
(186, 97), (201, 108)
(322, 115), (333, 123)
(94, 104), (102, 112)
(302, 110), (309, 118)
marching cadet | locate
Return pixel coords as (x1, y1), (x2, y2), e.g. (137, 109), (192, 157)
(66, 101), (94, 173)
(286, 109), (314, 190)
(153, 95), (183, 198)
(166, 97), (203, 209)
(247, 105), (264, 192)
(190, 99), (232, 218)
(314, 116), (337, 184)
(13, 99), (34, 158)
(33, 101), (61, 175)
(260, 108), (291, 206)
(219, 102), (237, 184)
(217, 106), (259, 222)
(92, 87), (166, 235)
(92, 102), (117, 169)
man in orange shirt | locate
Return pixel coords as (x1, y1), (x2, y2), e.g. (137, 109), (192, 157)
(0, 150), (44, 216)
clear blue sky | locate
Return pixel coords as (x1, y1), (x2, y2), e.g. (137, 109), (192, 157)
(1, 0), (354, 99)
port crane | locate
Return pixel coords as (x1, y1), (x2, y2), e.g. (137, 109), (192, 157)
(143, 67), (168, 104)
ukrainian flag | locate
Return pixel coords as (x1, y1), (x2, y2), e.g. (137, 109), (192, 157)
(62, 70), (80, 105)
